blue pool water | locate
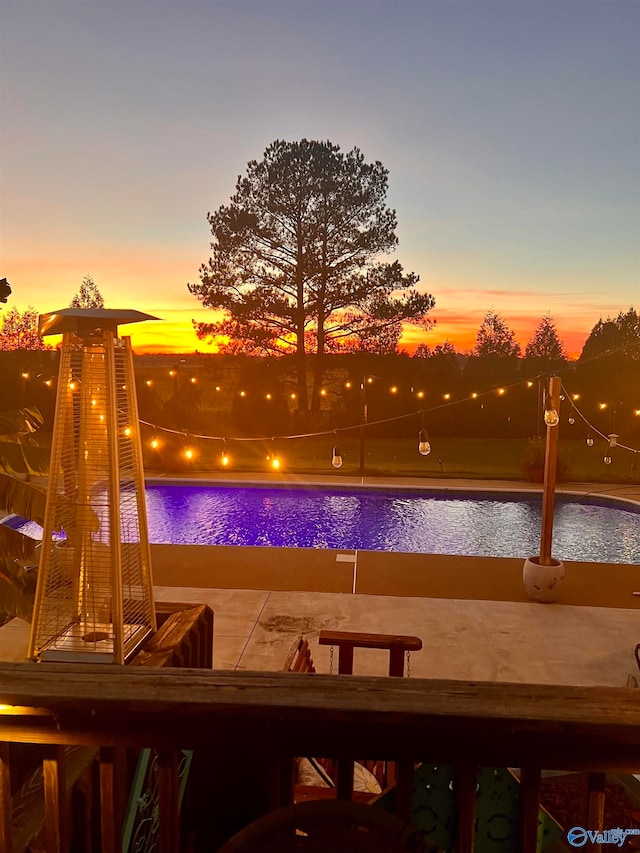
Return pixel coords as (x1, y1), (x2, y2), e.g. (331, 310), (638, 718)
(5, 485), (639, 563)
(142, 484), (640, 563)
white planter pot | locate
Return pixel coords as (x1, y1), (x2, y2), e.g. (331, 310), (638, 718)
(523, 556), (564, 603)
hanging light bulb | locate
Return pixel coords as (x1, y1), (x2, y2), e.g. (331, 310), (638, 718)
(418, 428), (431, 456)
(331, 446), (343, 469)
(604, 455), (612, 465)
(150, 437), (159, 450)
(221, 440), (230, 467)
(543, 389), (559, 427)
(568, 416), (575, 425)
(268, 439), (281, 471)
(586, 435), (594, 447)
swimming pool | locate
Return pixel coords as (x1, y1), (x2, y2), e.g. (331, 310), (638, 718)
(142, 483), (639, 563)
(6, 484), (639, 563)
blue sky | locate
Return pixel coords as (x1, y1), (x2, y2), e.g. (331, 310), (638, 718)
(1, 0), (638, 354)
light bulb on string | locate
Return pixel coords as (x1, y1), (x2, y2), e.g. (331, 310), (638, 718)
(268, 439), (281, 471)
(543, 389), (559, 427)
(220, 440), (230, 467)
(150, 436), (160, 450)
(331, 445), (343, 469)
(568, 416), (575, 425)
(604, 455), (612, 465)
(418, 430), (431, 456)
(418, 414), (431, 456)
(586, 435), (594, 447)
(183, 433), (195, 461)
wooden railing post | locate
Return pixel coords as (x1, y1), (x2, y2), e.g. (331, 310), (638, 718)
(0, 742), (13, 853)
(585, 772), (606, 853)
(455, 764), (477, 853)
(395, 758), (414, 824)
(42, 745), (67, 853)
(99, 746), (123, 853)
(157, 749), (181, 853)
(519, 765), (542, 853)
(336, 758), (355, 801)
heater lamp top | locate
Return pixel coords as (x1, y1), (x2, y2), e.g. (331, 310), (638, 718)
(38, 308), (161, 337)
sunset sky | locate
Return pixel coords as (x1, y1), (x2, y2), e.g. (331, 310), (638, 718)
(1, 0), (638, 358)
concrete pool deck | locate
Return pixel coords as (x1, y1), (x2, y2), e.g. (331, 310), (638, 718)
(2, 585), (639, 689)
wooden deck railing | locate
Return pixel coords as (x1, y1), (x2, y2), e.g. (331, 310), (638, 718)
(1, 663), (640, 852)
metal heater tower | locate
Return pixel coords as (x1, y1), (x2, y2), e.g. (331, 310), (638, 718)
(28, 309), (158, 663)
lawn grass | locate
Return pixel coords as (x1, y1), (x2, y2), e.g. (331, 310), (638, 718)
(145, 435), (640, 484)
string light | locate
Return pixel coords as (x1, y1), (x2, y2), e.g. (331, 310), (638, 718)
(543, 390), (559, 427)
(390, 386), (398, 394)
(21, 372), (29, 379)
(123, 426), (132, 437)
(418, 429), (431, 456)
(150, 437), (160, 450)
(119, 370), (638, 471)
(268, 439), (281, 471)
(220, 440), (230, 467)
(331, 445), (343, 469)
(604, 455), (612, 465)
(418, 414), (431, 456)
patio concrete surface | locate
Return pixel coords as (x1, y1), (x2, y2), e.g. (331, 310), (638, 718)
(2, 584), (639, 688)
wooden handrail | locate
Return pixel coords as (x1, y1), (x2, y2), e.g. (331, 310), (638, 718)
(318, 629), (422, 676)
(1, 664), (640, 769)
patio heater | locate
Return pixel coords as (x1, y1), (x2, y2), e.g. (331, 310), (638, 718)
(28, 308), (158, 663)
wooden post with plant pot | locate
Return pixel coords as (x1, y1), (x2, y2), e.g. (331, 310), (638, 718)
(523, 375), (565, 602)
